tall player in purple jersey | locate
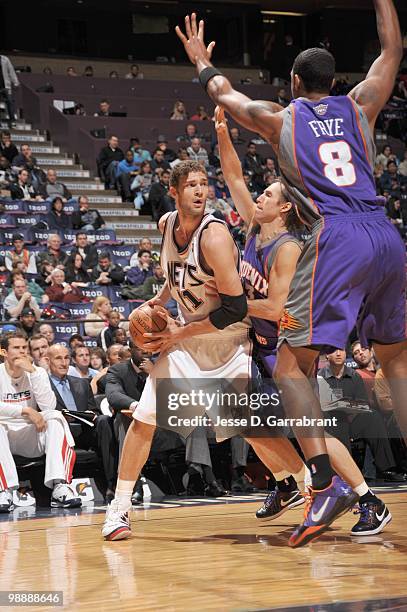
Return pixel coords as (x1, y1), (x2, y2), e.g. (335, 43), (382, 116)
(215, 105), (391, 536)
(177, 0), (405, 547)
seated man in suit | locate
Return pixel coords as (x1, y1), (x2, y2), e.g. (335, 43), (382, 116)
(104, 342), (149, 455)
(48, 344), (119, 502)
(105, 342), (226, 497)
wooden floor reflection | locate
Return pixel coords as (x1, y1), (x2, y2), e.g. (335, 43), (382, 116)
(1, 492), (407, 611)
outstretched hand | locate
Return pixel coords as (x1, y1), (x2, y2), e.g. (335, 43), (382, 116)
(175, 13), (216, 67)
(214, 106), (228, 133)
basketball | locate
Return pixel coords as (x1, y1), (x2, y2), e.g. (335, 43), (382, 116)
(128, 303), (168, 349)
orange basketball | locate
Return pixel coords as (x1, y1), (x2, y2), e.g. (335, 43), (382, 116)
(129, 303), (167, 349)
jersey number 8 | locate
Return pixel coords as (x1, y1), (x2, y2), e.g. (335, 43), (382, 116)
(318, 141), (356, 187)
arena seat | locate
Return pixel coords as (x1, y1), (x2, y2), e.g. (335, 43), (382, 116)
(1, 228), (32, 243)
(3, 200), (27, 212)
(15, 214), (43, 229)
(26, 201), (50, 214)
(80, 285), (110, 300)
(110, 246), (136, 266)
(30, 228), (62, 243)
(107, 286), (124, 303)
(64, 302), (93, 318)
(83, 337), (98, 348)
(112, 300), (131, 318)
(60, 200), (79, 213)
(0, 215), (17, 228)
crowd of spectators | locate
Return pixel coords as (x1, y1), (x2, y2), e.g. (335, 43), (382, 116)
(41, 64), (145, 80)
(94, 127), (294, 247)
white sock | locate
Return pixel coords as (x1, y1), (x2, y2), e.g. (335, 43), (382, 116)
(353, 481), (369, 497)
(292, 464), (310, 494)
(115, 479), (135, 512)
(273, 470), (291, 481)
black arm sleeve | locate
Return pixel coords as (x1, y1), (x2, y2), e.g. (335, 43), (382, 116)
(209, 292), (247, 330)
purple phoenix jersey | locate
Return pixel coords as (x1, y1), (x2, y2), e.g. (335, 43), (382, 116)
(241, 230), (301, 352)
(278, 96), (382, 225)
(277, 95), (406, 349)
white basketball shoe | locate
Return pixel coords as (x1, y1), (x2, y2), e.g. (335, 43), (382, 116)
(102, 499), (132, 541)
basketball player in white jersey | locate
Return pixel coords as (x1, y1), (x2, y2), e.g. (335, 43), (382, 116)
(0, 330), (81, 512)
(103, 160), (310, 541)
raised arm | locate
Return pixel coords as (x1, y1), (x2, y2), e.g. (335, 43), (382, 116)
(215, 106), (256, 226)
(176, 14), (284, 144)
(348, 0), (403, 128)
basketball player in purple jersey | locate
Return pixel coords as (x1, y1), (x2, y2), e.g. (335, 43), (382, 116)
(177, 0), (405, 547)
(215, 105), (391, 536)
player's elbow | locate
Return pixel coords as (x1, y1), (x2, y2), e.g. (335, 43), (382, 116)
(395, 44), (403, 63)
(209, 293), (247, 330)
(382, 42), (403, 65)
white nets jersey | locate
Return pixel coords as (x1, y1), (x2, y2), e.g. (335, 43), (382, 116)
(135, 211), (253, 436)
(160, 211), (250, 334)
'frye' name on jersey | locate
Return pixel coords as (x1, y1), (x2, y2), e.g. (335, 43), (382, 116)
(167, 261), (204, 311)
(308, 118), (344, 139)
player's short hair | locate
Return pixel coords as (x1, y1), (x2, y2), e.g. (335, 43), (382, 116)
(0, 330), (28, 351)
(292, 48), (335, 93)
(170, 160), (207, 189)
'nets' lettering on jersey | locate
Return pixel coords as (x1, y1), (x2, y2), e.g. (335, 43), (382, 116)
(2, 390), (31, 402)
(167, 261), (204, 312)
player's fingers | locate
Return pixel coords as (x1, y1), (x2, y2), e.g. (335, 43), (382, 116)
(191, 13), (198, 36)
(207, 41), (216, 58)
(143, 331), (168, 339)
(185, 15), (192, 39)
(152, 305), (169, 318)
(175, 25), (187, 44)
(214, 105), (224, 122)
(198, 19), (204, 41)
(143, 341), (163, 353)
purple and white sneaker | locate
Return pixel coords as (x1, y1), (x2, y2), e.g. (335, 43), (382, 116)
(288, 475), (359, 548)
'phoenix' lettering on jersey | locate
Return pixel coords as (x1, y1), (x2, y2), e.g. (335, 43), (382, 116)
(1, 390), (31, 402)
(240, 260), (268, 296)
(308, 118), (344, 139)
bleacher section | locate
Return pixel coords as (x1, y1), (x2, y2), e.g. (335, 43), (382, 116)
(15, 74), (277, 174)
(0, 119), (162, 244)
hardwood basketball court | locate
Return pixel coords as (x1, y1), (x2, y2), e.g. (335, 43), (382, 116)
(1, 489), (407, 611)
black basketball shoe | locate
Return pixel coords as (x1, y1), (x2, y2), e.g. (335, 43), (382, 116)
(351, 500), (392, 536)
(256, 487), (304, 520)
